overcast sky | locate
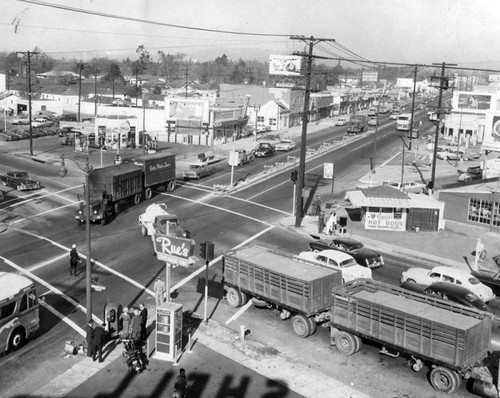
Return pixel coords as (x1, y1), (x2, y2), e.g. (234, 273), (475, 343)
(1, 0), (500, 70)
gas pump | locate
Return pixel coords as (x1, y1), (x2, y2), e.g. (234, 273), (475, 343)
(104, 302), (122, 337)
(155, 301), (183, 361)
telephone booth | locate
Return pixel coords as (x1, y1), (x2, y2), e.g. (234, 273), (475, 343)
(155, 301), (183, 361)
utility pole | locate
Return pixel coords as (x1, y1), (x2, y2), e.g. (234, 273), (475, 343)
(290, 36), (336, 227)
(184, 64), (189, 98)
(408, 64), (418, 150)
(17, 50), (39, 156)
(94, 65), (99, 116)
(430, 61), (456, 193)
(77, 62), (84, 122)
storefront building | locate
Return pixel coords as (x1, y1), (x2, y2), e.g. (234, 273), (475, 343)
(345, 186), (445, 232)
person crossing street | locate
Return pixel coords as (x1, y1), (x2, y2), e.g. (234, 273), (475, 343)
(69, 244), (80, 276)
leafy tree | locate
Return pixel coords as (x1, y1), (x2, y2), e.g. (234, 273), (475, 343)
(103, 63), (125, 98)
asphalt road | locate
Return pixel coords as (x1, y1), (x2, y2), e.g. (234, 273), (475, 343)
(0, 116), (492, 398)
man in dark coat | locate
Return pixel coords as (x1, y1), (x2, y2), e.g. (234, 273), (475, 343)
(92, 322), (106, 363)
(69, 244), (80, 276)
(139, 303), (148, 342)
(129, 308), (142, 345)
(85, 320), (94, 357)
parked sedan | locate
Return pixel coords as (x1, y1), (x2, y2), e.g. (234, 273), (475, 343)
(335, 119), (348, 126)
(253, 142), (275, 157)
(389, 112), (399, 120)
(296, 249), (372, 283)
(308, 236), (383, 269)
(182, 164), (215, 180)
(0, 170), (41, 191)
(400, 281), (493, 313)
(274, 139), (296, 152)
(400, 265), (495, 302)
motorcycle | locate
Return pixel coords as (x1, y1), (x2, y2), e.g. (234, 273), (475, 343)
(121, 339), (145, 373)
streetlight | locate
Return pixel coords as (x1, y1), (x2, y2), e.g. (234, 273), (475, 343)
(59, 154), (94, 324)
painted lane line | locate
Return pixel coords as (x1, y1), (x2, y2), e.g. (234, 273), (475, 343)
(7, 202), (79, 225)
(1, 185), (80, 211)
(350, 142), (372, 151)
(11, 228), (154, 296)
(162, 193), (274, 227)
(0, 254), (103, 325)
(27, 253), (68, 273)
(225, 300), (253, 325)
(39, 299), (85, 338)
(171, 225), (275, 292)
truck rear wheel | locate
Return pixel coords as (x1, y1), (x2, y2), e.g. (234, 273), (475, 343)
(144, 187), (152, 200)
(166, 180), (176, 192)
(430, 366), (460, 394)
(226, 287), (243, 308)
(134, 193), (141, 205)
(291, 314), (313, 338)
(335, 331), (360, 356)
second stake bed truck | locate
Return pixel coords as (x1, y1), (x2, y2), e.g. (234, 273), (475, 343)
(346, 115), (369, 135)
(75, 153), (177, 225)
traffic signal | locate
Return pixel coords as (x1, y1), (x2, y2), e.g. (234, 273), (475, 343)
(199, 241), (207, 259)
(206, 242), (215, 261)
(290, 170), (298, 183)
(442, 77), (449, 90)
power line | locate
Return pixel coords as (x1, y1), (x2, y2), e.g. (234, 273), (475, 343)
(18, 0), (291, 38)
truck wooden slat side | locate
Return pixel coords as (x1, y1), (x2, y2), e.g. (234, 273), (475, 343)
(89, 163), (143, 202)
(223, 245), (342, 338)
(132, 153), (176, 193)
(329, 279), (496, 395)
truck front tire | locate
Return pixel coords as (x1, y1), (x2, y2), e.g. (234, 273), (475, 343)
(335, 331), (361, 356)
(430, 366), (461, 394)
(291, 314), (314, 338)
(226, 287), (243, 308)
(141, 225), (148, 237)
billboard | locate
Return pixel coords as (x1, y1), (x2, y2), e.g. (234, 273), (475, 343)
(457, 93), (492, 111)
(165, 98), (209, 122)
(269, 55), (302, 76)
(362, 72), (378, 82)
(483, 114), (500, 152)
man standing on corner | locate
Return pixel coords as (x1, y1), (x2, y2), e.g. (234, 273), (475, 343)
(86, 319), (94, 358)
(154, 277), (166, 306)
(69, 244), (80, 276)
(139, 303), (148, 342)
(92, 322), (106, 363)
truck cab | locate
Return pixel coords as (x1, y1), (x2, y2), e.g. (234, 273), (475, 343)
(138, 203), (189, 239)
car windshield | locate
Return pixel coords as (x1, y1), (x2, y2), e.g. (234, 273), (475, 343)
(339, 258), (358, 268)
(13, 171), (29, 178)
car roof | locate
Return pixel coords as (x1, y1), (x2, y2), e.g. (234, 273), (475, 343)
(330, 237), (361, 246)
(428, 281), (476, 295)
(430, 266), (474, 279)
(315, 250), (355, 261)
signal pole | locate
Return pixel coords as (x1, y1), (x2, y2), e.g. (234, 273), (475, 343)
(77, 62), (84, 122)
(290, 36), (336, 227)
(17, 50), (39, 156)
(429, 61), (456, 193)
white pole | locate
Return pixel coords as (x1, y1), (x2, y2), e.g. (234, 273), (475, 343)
(230, 133), (235, 186)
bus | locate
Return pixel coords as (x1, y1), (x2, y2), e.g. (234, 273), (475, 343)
(396, 113), (412, 131)
(0, 272), (40, 353)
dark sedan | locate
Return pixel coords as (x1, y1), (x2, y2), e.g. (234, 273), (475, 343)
(308, 236), (384, 269)
(401, 281), (493, 313)
(253, 142), (275, 158)
(0, 170), (41, 191)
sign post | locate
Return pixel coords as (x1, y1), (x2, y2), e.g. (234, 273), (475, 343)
(324, 162), (335, 197)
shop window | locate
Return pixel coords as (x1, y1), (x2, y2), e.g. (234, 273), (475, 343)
(468, 197), (499, 226)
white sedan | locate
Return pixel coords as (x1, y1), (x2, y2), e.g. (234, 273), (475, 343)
(296, 250), (372, 283)
(274, 139), (296, 151)
(335, 119), (348, 126)
(401, 265), (495, 302)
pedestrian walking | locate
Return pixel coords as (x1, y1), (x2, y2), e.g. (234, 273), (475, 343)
(69, 244), (80, 276)
(139, 303), (148, 341)
(129, 308), (142, 345)
(313, 194), (322, 216)
(173, 368), (188, 398)
(317, 211), (325, 234)
(326, 212), (336, 235)
(119, 307), (131, 339)
(92, 322), (106, 363)
(85, 319), (94, 358)
(154, 277), (166, 306)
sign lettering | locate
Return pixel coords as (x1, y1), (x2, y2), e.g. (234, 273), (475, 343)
(153, 235), (195, 259)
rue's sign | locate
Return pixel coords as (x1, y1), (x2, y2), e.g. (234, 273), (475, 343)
(153, 234), (196, 267)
